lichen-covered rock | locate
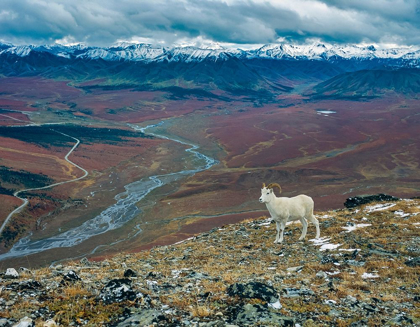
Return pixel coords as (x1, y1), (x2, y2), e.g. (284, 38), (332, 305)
(227, 281), (279, 304)
(116, 309), (167, 326)
(282, 287), (314, 298)
(404, 257), (420, 267)
(98, 278), (141, 304)
(5, 279), (43, 293)
(60, 270), (81, 286)
(228, 303), (294, 326)
(0, 318), (12, 327)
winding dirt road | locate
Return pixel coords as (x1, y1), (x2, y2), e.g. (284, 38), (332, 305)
(0, 130), (88, 236)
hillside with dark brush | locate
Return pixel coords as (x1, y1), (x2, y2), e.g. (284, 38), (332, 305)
(0, 197), (419, 326)
(0, 52), (291, 96)
(2, 43), (419, 98)
(310, 68), (420, 99)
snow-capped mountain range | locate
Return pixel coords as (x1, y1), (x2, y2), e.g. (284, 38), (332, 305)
(1, 41), (419, 64)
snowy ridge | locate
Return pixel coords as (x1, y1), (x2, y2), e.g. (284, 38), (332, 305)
(0, 41), (419, 63)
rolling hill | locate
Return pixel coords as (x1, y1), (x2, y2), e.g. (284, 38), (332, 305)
(310, 68), (420, 99)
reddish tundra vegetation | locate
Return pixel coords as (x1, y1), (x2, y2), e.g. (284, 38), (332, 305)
(0, 77), (419, 267)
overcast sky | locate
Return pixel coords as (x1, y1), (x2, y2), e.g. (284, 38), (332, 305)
(0, 0), (419, 48)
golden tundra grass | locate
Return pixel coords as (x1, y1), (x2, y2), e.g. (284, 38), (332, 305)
(1, 199), (419, 326)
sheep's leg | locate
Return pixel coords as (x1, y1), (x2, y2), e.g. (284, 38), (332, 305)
(274, 221), (281, 243)
(308, 214), (320, 239)
(299, 217), (308, 241)
(276, 221), (286, 243)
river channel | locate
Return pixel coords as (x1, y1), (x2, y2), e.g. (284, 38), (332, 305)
(0, 121), (217, 261)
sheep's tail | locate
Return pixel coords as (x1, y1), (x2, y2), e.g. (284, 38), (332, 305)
(266, 183), (282, 194)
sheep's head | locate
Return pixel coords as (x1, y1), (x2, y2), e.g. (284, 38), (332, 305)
(259, 182), (281, 203)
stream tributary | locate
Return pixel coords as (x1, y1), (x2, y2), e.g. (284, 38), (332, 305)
(0, 121), (217, 261)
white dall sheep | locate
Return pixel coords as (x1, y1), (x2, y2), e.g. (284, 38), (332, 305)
(259, 183), (320, 243)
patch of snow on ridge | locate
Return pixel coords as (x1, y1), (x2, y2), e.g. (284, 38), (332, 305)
(362, 272), (380, 279)
(320, 243), (342, 251)
(309, 237), (342, 251)
(364, 203), (396, 212)
(268, 300), (282, 309)
(342, 223), (371, 233)
(316, 214), (332, 219)
(394, 210), (410, 218)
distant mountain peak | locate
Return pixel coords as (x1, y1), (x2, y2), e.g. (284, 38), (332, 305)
(0, 41), (419, 65)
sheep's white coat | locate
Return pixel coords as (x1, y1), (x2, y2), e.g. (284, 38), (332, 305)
(259, 187), (320, 243)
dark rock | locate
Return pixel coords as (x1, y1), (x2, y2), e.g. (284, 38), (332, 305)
(344, 194), (399, 208)
(282, 287), (315, 298)
(116, 309), (167, 326)
(227, 282), (278, 303)
(17, 280), (43, 291)
(146, 271), (161, 279)
(404, 257), (420, 267)
(363, 303), (378, 313)
(328, 280), (335, 291)
(0, 318), (11, 327)
(350, 319), (368, 327)
(197, 321), (225, 327)
(4, 280), (43, 294)
(346, 259), (365, 267)
(123, 269), (137, 278)
(98, 278), (140, 304)
(389, 314), (414, 325)
(60, 270), (82, 286)
(367, 244), (399, 258)
(228, 303), (294, 326)
(321, 255), (339, 264)
(186, 271), (209, 279)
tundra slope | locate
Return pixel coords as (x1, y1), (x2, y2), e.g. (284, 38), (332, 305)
(0, 197), (419, 326)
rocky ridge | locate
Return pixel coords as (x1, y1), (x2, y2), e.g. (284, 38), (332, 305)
(1, 42), (420, 64)
(0, 197), (419, 326)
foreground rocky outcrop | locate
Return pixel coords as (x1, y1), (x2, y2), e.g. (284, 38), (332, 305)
(1, 197), (419, 326)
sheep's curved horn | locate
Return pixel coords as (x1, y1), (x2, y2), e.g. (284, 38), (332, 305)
(262, 183), (266, 188)
(267, 183), (282, 193)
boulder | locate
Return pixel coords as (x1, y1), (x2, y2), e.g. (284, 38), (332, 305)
(12, 316), (33, 327)
(5, 268), (19, 279)
(228, 303), (294, 326)
(344, 194), (399, 208)
(60, 270), (81, 286)
(227, 281), (278, 303)
(404, 257), (420, 267)
(123, 269), (137, 278)
(116, 310), (167, 326)
(98, 278), (141, 304)
(282, 287), (314, 298)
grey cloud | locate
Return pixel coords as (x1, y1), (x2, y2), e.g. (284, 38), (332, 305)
(0, 0), (419, 46)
